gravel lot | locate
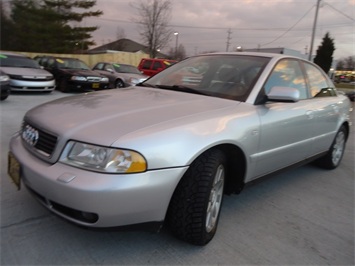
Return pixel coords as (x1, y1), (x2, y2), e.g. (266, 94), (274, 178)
(1, 91), (354, 265)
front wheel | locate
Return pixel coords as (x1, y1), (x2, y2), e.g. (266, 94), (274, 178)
(0, 94), (9, 101)
(315, 125), (348, 169)
(167, 149), (226, 245)
(115, 79), (124, 88)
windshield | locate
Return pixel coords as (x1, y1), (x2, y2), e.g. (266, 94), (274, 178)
(113, 64), (141, 74)
(56, 58), (90, 70)
(0, 55), (41, 69)
(142, 54), (269, 102)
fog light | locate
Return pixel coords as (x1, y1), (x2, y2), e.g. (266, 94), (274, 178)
(80, 212), (98, 223)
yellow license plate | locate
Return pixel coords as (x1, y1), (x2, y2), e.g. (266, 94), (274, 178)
(92, 83), (100, 89)
(8, 152), (21, 190)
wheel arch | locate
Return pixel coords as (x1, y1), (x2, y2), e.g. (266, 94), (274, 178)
(176, 143), (247, 195)
(342, 121), (350, 141)
(213, 144), (247, 194)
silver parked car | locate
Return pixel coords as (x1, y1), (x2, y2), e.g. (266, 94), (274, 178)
(0, 51), (55, 92)
(8, 52), (352, 245)
(92, 62), (148, 88)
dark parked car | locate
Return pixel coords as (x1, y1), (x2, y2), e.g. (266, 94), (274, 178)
(0, 70), (10, 101)
(9, 52), (352, 246)
(93, 62), (148, 88)
(35, 56), (109, 92)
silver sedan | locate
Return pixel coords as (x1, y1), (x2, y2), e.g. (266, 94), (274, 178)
(8, 52), (352, 246)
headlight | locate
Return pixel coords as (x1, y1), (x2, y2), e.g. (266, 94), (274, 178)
(71, 76), (87, 81)
(0, 74), (9, 82)
(60, 141), (147, 173)
(101, 77), (109, 83)
(128, 77), (139, 85)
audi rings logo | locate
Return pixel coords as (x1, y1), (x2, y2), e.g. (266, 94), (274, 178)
(22, 125), (39, 146)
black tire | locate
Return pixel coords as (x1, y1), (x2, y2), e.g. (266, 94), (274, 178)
(115, 79), (124, 88)
(315, 125), (348, 169)
(167, 149), (226, 245)
(0, 95), (9, 101)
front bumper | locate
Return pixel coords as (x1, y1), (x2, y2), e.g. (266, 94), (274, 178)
(66, 80), (109, 91)
(10, 79), (55, 92)
(9, 134), (187, 228)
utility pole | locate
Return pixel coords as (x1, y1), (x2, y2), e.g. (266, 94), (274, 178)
(226, 29), (232, 52)
(309, 0), (321, 61)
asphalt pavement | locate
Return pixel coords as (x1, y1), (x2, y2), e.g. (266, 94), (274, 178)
(1, 91), (354, 265)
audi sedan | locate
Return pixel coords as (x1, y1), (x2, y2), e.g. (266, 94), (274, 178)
(8, 52), (352, 246)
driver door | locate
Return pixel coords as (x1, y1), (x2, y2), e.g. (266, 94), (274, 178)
(251, 59), (314, 178)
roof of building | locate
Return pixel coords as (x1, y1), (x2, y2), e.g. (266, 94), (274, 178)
(88, 38), (168, 58)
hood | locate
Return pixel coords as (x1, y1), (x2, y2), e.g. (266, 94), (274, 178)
(0, 66), (53, 78)
(25, 87), (239, 146)
(119, 72), (148, 80)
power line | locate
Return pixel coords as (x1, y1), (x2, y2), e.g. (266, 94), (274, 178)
(91, 16), (352, 32)
(261, 4), (315, 46)
(323, 1), (355, 22)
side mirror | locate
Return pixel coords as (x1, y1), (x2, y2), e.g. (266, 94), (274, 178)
(106, 68), (114, 73)
(267, 86), (300, 102)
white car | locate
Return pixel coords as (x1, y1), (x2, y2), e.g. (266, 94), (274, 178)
(8, 52), (352, 245)
(0, 51), (55, 92)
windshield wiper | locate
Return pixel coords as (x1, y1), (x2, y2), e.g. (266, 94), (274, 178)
(154, 85), (209, 96)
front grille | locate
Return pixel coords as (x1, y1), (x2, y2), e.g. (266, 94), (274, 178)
(22, 122), (58, 157)
(10, 75), (53, 81)
(87, 76), (101, 82)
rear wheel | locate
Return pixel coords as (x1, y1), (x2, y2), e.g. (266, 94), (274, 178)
(315, 125), (347, 169)
(167, 149), (226, 245)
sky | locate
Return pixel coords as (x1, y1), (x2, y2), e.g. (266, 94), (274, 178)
(85, 0), (354, 60)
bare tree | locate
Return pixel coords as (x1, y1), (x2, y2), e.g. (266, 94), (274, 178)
(168, 44), (186, 60)
(131, 0), (172, 58)
(116, 26), (126, 40)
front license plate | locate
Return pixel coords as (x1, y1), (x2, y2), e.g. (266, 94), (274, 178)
(8, 152), (21, 190)
(92, 83), (100, 89)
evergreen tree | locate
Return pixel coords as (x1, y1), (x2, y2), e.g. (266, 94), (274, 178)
(0, 2), (16, 49)
(1, 0), (102, 53)
(313, 32), (335, 73)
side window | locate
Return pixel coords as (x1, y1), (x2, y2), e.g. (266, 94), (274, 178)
(41, 58), (48, 67)
(104, 64), (112, 71)
(152, 61), (164, 70)
(94, 63), (104, 70)
(264, 59), (307, 100)
(141, 60), (152, 70)
(303, 62), (336, 97)
(47, 58), (55, 68)
(152, 61), (163, 70)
